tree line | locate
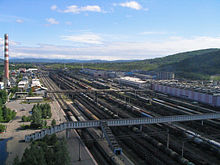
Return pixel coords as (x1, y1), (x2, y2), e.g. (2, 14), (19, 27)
(13, 134), (70, 165)
(22, 103), (52, 129)
(0, 90), (16, 132)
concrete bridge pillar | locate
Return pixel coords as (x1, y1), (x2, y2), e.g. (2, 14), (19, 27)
(139, 125), (142, 131)
(66, 129), (70, 139)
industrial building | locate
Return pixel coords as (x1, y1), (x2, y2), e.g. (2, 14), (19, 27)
(80, 68), (116, 78)
(27, 68), (38, 72)
(157, 72), (175, 80)
(31, 79), (41, 89)
(152, 82), (220, 107)
(117, 77), (147, 88)
(18, 77), (29, 91)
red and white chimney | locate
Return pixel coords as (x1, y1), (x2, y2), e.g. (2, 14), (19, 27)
(4, 34), (9, 87)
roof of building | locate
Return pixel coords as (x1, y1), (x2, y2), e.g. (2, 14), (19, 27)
(18, 80), (28, 85)
(31, 79), (41, 87)
(119, 76), (146, 84)
(27, 68), (38, 71)
(155, 81), (220, 95)
(26, 97), (43, 100)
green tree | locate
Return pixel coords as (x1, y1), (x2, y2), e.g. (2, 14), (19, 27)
(0, 90), (7, 104)
(21, 144), (47, 165)
(28, 90), (34, 97)
(41, 109), (47, 119)
(47, 108), (52, 118)
(12, 155), (20, 165)
(22, 115), (31, 122)
(51, 119), (56, 127)
(2, 106), (9, 122)
(54, 140), (70, 165)
(0, 106), (3, 122)
(2, 106), (16, 122)
(19, 135), (70, 165)
(0, 124), (6, 132)
(11, 86), (18, 94)
(31, 108), (43, 128)
(43, 120), (47, 128)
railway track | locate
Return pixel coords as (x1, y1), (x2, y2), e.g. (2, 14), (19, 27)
(41, 74), (120, 165)
(48, 70), (220, 165)
(49, 72), (190, 164)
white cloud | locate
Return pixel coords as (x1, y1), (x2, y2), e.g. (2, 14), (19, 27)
(61, 33), (103, 44)
(81, 5), (101, 12)
(65, 21), (72, 25)
(63, 5), (101, 13)
(46, 18), (59, 25)
(118, 1), (142, 10)
(5, 36), (220, 60)
(16, 19), (24, 23)
(51, 5), (57, 11)
(140, 31), (167, 35)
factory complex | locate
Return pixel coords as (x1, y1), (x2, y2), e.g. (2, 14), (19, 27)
(0, 34), (46, 101)
(152, 81), (220, 107)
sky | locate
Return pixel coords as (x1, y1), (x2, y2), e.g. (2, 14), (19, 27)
(1, 0), (220, 60)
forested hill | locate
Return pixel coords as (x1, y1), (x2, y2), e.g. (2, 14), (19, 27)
(73, 48), (219, 72)
(144, 48), (220, 67)
(158, 49), (220, 79)
(46, 48), (220, 79)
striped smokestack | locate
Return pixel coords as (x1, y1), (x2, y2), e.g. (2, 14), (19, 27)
(4, 34), (9, 86)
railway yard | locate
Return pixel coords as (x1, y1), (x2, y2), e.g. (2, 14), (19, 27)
(39, 69), (220, 165)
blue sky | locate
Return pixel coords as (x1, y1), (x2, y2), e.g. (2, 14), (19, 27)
(1, 0), (220, 60)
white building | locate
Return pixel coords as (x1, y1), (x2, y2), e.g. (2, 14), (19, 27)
(18, 80), (28, 91)
(27, 68), (38, 72)
(0, 82), (4, 89)
(31, 79), (41, 88)
(117, 77), (146, 88)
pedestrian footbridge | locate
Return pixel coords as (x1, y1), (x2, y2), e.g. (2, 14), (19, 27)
(25, 113), (220, 142)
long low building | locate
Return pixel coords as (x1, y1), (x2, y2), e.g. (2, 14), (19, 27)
(26, 96), (43, 103)
(152, 83), (220, 107)
(117, 77), (147, 88)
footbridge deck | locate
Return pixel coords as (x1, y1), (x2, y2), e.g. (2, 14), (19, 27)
(25, 113), (220, 142)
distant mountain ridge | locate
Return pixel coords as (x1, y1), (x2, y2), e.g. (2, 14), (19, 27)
(65, 48), (219, 80)
(3, 48), (220, 79)
(9, 58), (138, 63)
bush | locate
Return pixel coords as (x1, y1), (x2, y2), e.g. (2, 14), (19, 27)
(51, 119), (56, 127)
(21, 116), (31, 122)
(20, 124), (30, 130)
(0, 124), (6, 132)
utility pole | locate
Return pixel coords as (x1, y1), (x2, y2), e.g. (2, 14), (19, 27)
(167, 129), (170, 149)
(181, 141), (185, 157)
(78, 137), (81, 161)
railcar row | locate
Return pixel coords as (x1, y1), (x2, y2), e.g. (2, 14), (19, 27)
(48, 71), (220, 165)
(78, 89), (195, 165)
(43, 74), (125, 165)
(103, 87), (220, 163)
